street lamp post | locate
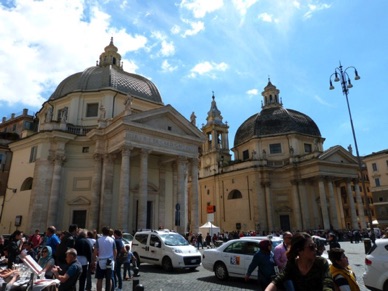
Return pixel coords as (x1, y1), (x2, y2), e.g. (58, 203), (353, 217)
(329, 63), (373, 228)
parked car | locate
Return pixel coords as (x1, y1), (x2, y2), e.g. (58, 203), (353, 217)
(131, 229), (201, 271)
(243, 235), (283, 250)
(363, 239), (388, 291)
(202, 238), (267, 281)
(122, 232), (134, 248)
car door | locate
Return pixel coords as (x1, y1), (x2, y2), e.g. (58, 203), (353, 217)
(147, 234), (163, 264)
(222, 240), (259, 278)
(241, 241), (260, 279)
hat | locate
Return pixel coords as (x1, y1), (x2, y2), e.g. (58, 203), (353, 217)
(66, 248), (77, 256)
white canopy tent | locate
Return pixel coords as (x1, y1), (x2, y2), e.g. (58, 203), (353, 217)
(199, 222), (220, 236)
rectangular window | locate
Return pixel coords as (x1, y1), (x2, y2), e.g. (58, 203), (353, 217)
(29, 146), (37, 163)
(12, 124), (16, 131)
(375, 178), (381, 187)
(243, 150), (249, 160)
(269, 143), (282, 154)
(304, 143), (312, 153)
(372, 163), (378, 171)
(82, 147), (89, 153)
(0, 153), (3, 164)
(86, 103), (99, 117)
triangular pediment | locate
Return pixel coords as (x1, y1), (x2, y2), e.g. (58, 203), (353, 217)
(67, 196), (91, 206)
(123, 104), (205, 140)
(319, 145), (358, 164)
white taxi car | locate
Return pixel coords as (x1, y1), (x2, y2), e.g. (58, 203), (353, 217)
(202, 238), (271, 281)
(363, 239), (388, 291)
(132, 229), (201, 271)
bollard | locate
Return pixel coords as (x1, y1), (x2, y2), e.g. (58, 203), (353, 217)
(133, 279), (140, 291)
(134, 284), (144, 290)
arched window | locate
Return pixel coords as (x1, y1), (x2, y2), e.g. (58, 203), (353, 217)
(228, 189), (242, 200)
(20, 177), (33, 191)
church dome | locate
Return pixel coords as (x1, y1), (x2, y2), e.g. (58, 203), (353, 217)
(234, 81), (321, 147)
(49, 38), (162, 104)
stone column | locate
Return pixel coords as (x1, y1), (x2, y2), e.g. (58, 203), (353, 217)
(327, 179), (339, 229)
(176, 156), (187, 234)
(256, 176), (267, 233)
(138, 149), (149, 230)
(158, 163), (166, 229)
(100, 153), (115, 227)
(335, 183), (346, 229)
(119, 146), (132, 231)
(291, 180), (302, 231)
(263, 182), (273, 232)
(190, 158), (200, 234)
(354, 179), (366, 229)
(346, 180), (358, 229)
(47, 153), (66, 226)
(90, 153), (103, 230)
(298, 181), (310, 230)
(318, 178), (330, 230)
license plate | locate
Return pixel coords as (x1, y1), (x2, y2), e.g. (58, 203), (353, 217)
(191, 259), (197, 263)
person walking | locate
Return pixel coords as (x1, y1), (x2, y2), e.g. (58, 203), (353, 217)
(328, 248), (360, 291)
(113, 229), (125, 291)
(94, 226), (117, 291)
(74, 229), (93, 291)
(245, 239), (276, 290)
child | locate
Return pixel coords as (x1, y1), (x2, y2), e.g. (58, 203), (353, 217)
(123, 245), (136, 280)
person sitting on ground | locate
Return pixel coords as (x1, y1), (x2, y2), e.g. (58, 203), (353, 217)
(52, 248), (82, 291)
(328, 248), (360, 291)
(265, 232), (334, 291)
(38, 246), (55, 279)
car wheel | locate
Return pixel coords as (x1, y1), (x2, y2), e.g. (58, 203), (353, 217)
(162, 256), (173, 272)
(214, 262), (229, 281)
(134, 252), (140, 266)
(383, 280), (388, 291)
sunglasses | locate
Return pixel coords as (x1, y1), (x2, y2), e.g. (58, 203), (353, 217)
(305, 243), (317, 251)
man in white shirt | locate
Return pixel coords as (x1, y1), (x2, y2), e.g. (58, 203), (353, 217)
(94, 226), (117, 291)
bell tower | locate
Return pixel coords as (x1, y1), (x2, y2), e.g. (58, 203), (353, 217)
(200, 93), (231, 176)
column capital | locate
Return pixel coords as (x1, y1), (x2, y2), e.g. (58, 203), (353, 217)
(104, 153), (117, 162)
(93, 153), (103, 161)
(121, 145), (133, 156)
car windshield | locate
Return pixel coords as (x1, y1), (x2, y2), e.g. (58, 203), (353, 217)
(123, 233), (133, 242)
(160, 233), (189, 246)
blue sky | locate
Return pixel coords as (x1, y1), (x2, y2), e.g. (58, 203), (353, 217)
(0, 0), (387, 156)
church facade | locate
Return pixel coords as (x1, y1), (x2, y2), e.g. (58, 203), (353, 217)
(198, 81), (373, 233)
(1, 39), (204, 234)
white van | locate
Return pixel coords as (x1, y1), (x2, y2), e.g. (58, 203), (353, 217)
(132, 229), (201, 271)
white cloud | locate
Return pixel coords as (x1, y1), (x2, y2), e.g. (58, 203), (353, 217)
(304, 3), (331, 19)
(151, 31), (175, 57)
(247, 89), (258, 95)
(0, 0), (149, 107)
(181, 19), (205, 37)
(161, 60), (178, 73)
(171, 25), (181, 35)
(189, 61), (228, 78)
(258, 12), (277, 23)
(314, 95), (334, 107)
(180, 0), (224, 18)
(232, 0), (258, 16)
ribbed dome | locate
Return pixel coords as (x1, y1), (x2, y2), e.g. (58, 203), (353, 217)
(234, 106), (321, 147)
(49, 65), (162, 103)
(49, 38), (162, 104)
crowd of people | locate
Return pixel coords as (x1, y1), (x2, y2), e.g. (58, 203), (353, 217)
(240, 230), (366, 291)
(0, 225), (137, 291)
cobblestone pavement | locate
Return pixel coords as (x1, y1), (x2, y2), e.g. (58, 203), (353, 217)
(88, 241), (370, 291)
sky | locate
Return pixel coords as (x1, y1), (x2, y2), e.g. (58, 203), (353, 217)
(0, 0), (387, 157)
